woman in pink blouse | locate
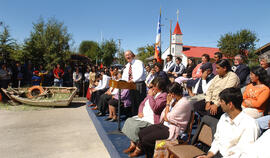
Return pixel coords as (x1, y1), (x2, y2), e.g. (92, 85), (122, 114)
(129, 82), (191, 158)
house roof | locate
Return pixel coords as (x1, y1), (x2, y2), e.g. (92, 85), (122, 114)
(182, 45), (220, 58)
(173, 21), (182, 35)
(255, 43), (270, 55)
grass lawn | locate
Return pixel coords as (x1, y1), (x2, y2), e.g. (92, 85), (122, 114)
(0, 101), (51, 111)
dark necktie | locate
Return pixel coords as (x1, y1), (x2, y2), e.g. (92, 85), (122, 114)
(128, 64), (133, 81)
(175, 65), (180, 72)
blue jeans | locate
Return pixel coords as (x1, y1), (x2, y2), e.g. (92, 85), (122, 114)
(256, 115), (270, 132)
(54, 78), (63, 87)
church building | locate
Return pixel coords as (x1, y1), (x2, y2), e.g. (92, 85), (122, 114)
(161, 19), (220, 66)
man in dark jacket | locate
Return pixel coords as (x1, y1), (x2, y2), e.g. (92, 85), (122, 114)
(232, 54), (249, 88)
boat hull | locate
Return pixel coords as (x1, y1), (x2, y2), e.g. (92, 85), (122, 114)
(1, 87), (77, 107)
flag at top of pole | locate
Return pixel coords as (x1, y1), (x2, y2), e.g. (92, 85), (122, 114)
(154, 9), (162, 63)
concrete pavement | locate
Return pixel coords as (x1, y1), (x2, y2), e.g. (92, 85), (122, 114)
(0, 105), (110, 158)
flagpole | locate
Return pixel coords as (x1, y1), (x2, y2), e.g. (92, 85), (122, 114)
(159, 8), (162, 60)
(154, 8), (162, 63)
(169, 20), (172, 55)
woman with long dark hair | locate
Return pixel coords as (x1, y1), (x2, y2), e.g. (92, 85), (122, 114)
(175, 58), (196, 84)
(242, 66), (270, 118)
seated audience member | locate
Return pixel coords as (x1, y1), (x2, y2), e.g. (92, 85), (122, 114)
(145, 66), (156, 89)
(89, 66), (97, 88)
(168, 57), (185, 78)
(84, 67), (90, 96)
(259, 53), (270, 76)
(145, 64), (151, 76)
(154, 63), (170, 84)
(187, 62), (215, 103)
(121, 78), (167, 156)
(163, 54), (175, 73)
(73, 67), (82, 94)
(133, 82), (191, 158)
(193, 59), (240, 119)
(95, 72), (122, 116)
(232, 54), (250, 88)
(111, 67), (119, 80)
(106, 89), (131, 122)
(242, 66), (270, 118)
(152, 58), (157, 66)
(104, 67), (111, 76)
(90, 70), (110, 109)
(186, 54), (210, 88)
(197, 88), (260, 158)
(212, 52), (223, 75)
(175, 58), (196, 84)
(31, 71), (41, 86)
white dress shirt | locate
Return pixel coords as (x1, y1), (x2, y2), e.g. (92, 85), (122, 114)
(193, 78), (213, 94)
(135, 92), (161, 124)
(84, 72), (90, 82)
(163, 61), (175, 73)
(122, 59), (146, 82)
(173, 63), (185, 75)
(72, 72), (82, 82)
(238, 129), (270, 158)
(209, 112), (260, 157)
(95, 74), (110, 90)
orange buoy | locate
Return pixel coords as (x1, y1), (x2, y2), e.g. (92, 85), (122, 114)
(27, 86), (45, 99)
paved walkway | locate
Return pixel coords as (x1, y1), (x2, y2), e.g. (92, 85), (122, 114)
(0, 105), (110, 158)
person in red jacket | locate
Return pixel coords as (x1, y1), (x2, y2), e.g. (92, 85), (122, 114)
(53, 64), (64, 87)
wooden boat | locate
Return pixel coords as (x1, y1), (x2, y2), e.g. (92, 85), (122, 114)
(1, 86), (77, 107)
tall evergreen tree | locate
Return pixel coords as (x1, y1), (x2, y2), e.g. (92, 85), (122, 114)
(0, 24), (16, 63)
(23, 17), (72, 70)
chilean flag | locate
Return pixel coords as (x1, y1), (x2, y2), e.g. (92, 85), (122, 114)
(155, 9), (162, 63)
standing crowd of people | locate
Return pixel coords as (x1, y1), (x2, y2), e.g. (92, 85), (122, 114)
(0, 61), (117, 100)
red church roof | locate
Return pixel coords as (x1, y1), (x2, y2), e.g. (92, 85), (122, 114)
(173, 21), (182, 35)
(182, 45), (220, 58)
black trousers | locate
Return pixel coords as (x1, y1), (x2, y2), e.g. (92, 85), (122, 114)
(97, 93), (112, 114)
(90, 88), (108, 105)
(0, 79), (10, 101)
(130, 81), (146, 116)
(84, 82), (89, 97)
(193, 99), (223, 119)
(138, 124), (169, 158)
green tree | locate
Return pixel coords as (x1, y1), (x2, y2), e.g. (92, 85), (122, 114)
(117, 49), (126, 65)
(100, 39), (117, 66)
(136, 44), (155, 64)
(23, 17), (72, 70)
(0, 24), (17, 63)
(217, 29), (259, 60)
(79, 40), (100, 63)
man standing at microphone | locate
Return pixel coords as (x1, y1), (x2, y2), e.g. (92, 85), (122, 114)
(122, 50), (147, 116)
